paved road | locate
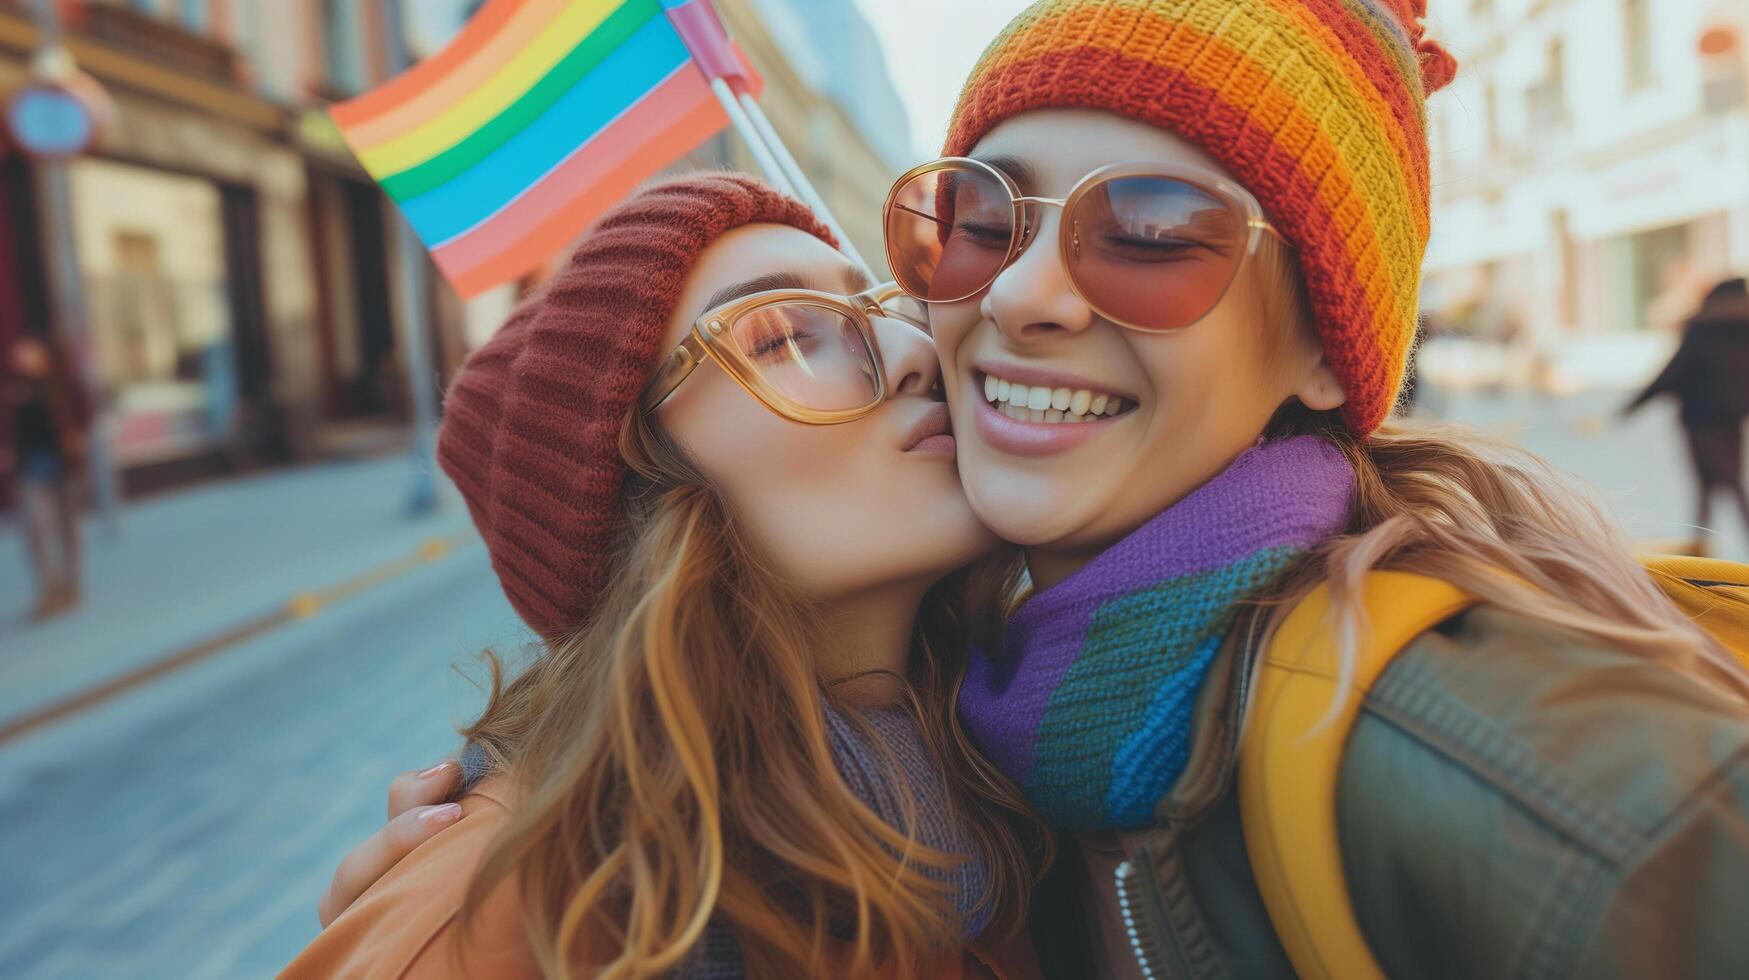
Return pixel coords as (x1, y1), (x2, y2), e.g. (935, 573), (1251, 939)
(0, 534), (524, 978)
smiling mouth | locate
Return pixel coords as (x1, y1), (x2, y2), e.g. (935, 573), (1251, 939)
(976, 370), (1134, 425)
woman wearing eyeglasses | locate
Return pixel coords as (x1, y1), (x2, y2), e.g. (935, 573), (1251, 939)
(883, 2), (1749, 978)
(283, 173), (1046, 979)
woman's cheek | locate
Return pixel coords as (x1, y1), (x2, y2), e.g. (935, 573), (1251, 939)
(925, 301), (981, 369)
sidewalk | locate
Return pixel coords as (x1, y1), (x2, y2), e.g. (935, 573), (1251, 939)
(1427, 385), (1749, 561)
(0, 455), (483, 733)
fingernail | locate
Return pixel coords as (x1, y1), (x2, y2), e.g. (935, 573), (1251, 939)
(418, 761), (454, 779)
(419, 803), (462, 826)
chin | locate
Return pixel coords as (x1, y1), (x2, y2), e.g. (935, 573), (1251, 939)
(962, 476), (1091, 549)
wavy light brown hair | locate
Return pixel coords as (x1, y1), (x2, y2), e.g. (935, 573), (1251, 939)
(1249, 237), (1748, 699)
(455, 407), (1042, 979)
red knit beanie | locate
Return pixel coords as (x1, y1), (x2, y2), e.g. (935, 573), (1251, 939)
(437, 173), (835, 639)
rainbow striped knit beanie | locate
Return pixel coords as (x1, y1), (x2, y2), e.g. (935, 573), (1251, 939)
(944, 0), (1457, 435)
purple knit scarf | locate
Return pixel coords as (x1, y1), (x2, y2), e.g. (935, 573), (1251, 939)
(959, 437), (1355, 830)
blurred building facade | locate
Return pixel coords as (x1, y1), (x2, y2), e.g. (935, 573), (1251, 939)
(0, 0), (462, 494)
(0, 0), (908, 498)
(1424, 0), (1749, 343)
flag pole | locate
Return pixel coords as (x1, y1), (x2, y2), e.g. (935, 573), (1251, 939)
(378, 0), (441, 517)
(669, 0), (872, 278)
(734, 90), (872, 278)
(704, 77), (795, 198)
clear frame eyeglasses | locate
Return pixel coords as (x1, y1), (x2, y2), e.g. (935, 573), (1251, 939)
(641, 282), (930, 425)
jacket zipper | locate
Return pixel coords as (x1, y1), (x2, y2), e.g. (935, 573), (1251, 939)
(1114, 611), (1272, 980)
(1114, 858), (1163, 979)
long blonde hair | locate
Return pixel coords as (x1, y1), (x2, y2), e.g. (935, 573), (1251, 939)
(1252, 238), (1748, 698)
(457, 409), (1042, 979)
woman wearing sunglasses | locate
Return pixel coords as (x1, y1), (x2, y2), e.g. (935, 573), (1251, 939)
(284, 173), (1046, 979)
(882, 1), (1749, 977)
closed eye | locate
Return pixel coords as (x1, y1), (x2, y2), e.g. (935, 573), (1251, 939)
(750, 328), (817, 360)
(954, 222), (1011, 246)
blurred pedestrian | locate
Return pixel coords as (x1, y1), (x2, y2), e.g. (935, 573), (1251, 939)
(3, 333), (91, 619)
(1624, 278), (1749, 552)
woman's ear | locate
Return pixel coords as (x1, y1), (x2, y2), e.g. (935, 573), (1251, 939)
(1294, 355), (1347, 413)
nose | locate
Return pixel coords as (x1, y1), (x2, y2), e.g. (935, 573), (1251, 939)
(872, 315), (940, 397)
(983, 206), (1095, 344)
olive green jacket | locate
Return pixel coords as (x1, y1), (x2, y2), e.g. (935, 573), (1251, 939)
(1032, 606), (1749, 979)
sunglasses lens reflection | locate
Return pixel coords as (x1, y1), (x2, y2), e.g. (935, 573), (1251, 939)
(1069, 176), (1248, 331)
(886, 166), (1015, 302)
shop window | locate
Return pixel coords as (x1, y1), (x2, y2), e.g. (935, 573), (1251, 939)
(1527, 39), (1568, 131)
(1483, 82), (1505, 154)
(1623, 0), (1655, 91)
(67, 158), (239, 465)
(1628, 223), (1694, 332)
(1700, 25), (1746, 112)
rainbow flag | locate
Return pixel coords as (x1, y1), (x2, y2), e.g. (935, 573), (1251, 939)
(331, 0), (761, 297)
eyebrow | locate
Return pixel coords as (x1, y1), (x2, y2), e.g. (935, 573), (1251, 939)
(971, 154), (1040, 194)
(703, 271), (809, 310)
(703, 261), (873, 312)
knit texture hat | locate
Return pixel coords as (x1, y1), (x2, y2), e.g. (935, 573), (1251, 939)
(943, 0), (1458, 434)
(437, 173), (835, 639)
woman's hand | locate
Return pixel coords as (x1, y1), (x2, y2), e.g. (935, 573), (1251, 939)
(317, 761), (463, 927)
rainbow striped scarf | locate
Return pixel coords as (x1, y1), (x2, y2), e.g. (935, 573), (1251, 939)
(959, 437), (1354, 830)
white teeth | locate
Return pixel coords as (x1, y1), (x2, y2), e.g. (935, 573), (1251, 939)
(980, 372), (1129, 425)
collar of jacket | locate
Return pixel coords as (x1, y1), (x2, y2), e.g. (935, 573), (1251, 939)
(1107, 609), (1270, 979)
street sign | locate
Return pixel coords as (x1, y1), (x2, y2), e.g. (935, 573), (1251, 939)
(5, 80), (98, 160)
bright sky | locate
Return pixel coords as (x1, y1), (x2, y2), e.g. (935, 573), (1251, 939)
(849, 0), (1032, 158)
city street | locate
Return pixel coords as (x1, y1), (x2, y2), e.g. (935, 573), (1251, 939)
(1431, 385), (1749, 560)
(0, 389), (1742, 979)
(0, 457), (528, 979)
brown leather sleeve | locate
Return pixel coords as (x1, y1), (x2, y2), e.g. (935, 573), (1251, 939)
(280, 784), (539, 980)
